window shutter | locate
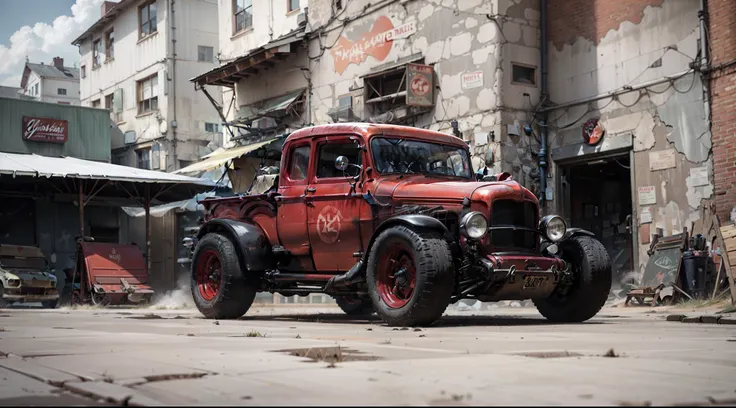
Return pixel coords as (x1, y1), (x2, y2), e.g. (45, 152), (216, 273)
(151, 143), (161, 170)
(113, 88), (123, 112)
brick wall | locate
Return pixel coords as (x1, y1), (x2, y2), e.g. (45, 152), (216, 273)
(708, 0), (736, 222)
(546, 0), (665, 51)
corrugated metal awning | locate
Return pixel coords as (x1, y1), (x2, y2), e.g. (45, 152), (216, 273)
(237, 89), (306, 122)
(172, 138), (281, 176)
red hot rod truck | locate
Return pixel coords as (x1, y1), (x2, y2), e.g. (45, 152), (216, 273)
(184, 123), (612, 327)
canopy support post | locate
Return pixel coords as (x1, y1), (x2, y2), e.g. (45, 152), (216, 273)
(78, 180), (85, 238)
(145, 184), (152, 277)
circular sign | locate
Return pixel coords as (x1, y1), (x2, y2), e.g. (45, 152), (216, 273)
(317, 206), (342, 244)
(410, 74), (431, 97)
(582, 119), (605, 146)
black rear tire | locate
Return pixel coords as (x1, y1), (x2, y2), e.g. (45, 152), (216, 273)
(335, 295), (374, 316)
(367, 226), (454, 327)
(191, 233), (257, 319)
(533, 235), (612, 323)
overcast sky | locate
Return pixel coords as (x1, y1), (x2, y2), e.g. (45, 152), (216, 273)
(0, 0), (103, 87)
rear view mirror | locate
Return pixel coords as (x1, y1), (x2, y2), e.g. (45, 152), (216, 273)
(335, 156), (349, 172)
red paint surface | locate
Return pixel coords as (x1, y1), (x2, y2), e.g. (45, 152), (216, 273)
(79, 242), (151, 293)
(22, 116), (68, 144)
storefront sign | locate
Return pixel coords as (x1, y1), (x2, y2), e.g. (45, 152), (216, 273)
(649, 149), (676, 171)
(406, 63), (434, 107)
(22, 116), (68, 144)
(331, 16), (417, 75)
(461, 71), (484, 89)
(638, 186), (657, 206)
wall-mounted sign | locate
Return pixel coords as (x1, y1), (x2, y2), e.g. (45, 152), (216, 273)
(640, 206), (652, 224)
(22, 116), (68, 144)
(649, 149), (676, 171)
(690, 166), (709, 186)
(461, 71), (484, 89)
(638, 186), (657, 206)
(406, 63), (434, 107)
(331, 16), (417, 75)
(582, 118), (604, 145)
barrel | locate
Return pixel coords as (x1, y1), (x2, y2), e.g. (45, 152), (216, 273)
(680, 251), (709, 299)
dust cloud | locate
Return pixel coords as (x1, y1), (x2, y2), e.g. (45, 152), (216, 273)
(149, 275), (194, 310)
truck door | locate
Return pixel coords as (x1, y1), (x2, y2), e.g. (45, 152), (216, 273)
(275, 141), (314, 271)
(306, 136), (367, 272)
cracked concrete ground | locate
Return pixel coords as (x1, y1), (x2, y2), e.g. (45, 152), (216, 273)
(0, 304), (735, 406)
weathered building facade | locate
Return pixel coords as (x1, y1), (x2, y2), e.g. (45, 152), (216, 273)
(73, 0), (223, 173)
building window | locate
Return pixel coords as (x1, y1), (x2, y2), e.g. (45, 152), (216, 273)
(198, 46), (214, 62)
(288, 0), (299, 12)
(91, 99), (101, 108)
(139, 1), (158, 39)
(204, 122), (220, 133)
(511, 63), (536, 86)
(136, 74), (159, 114)
(33, 84), (39, 96)
(93, 39), (102, 67)
(81, 65), (86, 78)
(233, 0), (253, 34)
(57, 88), (67, 95)
(105, 29), (114, 60)
(136, 148), (151, 169)
(105, 93), (114, 111)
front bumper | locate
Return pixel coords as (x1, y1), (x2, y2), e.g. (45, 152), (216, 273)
(2, 287), (59, 302)
(475, 254), (567, 301)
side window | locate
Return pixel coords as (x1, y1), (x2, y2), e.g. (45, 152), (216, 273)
(289, 145), (310, 181)
(316, 141), (362, 179)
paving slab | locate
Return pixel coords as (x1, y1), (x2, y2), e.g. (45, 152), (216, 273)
(0, 366), (58, 400)
(63, 381), (166, 406)
(0, 355), (81, 385)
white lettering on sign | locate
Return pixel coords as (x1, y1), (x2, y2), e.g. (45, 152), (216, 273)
(638, 186), (657, 206)
(108, 248), (121, 263)
(649, 149), (676, 171)
(461, 71), (484, 89)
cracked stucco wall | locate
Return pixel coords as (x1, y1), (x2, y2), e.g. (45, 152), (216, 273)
(306, 0), (542, 178)
(540, 0), (713, 274)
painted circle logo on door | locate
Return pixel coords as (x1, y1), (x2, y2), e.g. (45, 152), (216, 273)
(410, 74), (431, 97)
(317, 206), (342, 244)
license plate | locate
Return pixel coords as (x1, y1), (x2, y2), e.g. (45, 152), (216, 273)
(523, 276), (544, 289)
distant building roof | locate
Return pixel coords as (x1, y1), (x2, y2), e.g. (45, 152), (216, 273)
(72, 0), (132, 46)
(20, 62), (79, 89)
(0, 86), (33, 100)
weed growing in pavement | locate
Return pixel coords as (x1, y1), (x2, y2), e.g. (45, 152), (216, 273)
(246, 330), (264, 337)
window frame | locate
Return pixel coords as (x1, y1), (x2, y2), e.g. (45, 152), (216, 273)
(287, 0), (300, 13)
(313, 138), (363, 183)
(136, 74), (159, 115)
(286, 143), (311, 184)
(105, 29), (115, 60)
(91, 99), (101, 108)
(198, 45), (214, 62)
(57, 88), (67, 96)
(92, 39), (102, 68)
(81, 65), (86, 78)
(136, 148), (151, 169)
(510, 62), (537, 87)
(138, 0), (158, 40)
(232, 0), (253, 35)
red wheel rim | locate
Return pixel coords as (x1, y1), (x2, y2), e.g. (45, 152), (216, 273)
(376, 243), (416, 308)
(196, 250), (221, 301)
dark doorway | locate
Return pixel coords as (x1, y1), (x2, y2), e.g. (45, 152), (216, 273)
(560, 154), (634, 290)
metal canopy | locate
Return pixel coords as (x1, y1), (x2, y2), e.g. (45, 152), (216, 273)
(237, 89), (306, 123)
(172, 137), (283, 176)
(190, 29), (305, 88)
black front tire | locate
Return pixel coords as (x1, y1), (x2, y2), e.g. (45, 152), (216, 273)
(335, 295), (374, 316)
(367, 226), (454, 327)
(534, 235), (612, 323)
(191, 233), (257, 319)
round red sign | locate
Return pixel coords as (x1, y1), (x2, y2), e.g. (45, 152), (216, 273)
(410, 74), (430, 97)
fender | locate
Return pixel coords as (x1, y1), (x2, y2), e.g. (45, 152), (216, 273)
(562, 227), (596, 241)
(197, 219), (275, 272)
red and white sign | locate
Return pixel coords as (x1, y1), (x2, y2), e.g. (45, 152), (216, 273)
(461, 71), (484, 89)
(330, 16), (417, 75)
(406, 63), (434, 107)
(22, 116), (68, 144)
(317, 206), (342, 244)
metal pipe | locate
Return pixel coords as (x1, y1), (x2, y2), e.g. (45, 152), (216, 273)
(539, 69), (694, 113)
(169, 0), (178, 170)
(78, 179), (85, 238)
(538, 0), (548, 210)
(145, 184), (151, 277)
(698, 0), (711, 130)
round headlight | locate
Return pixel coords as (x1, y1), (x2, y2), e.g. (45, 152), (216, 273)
(460, 211), (488, 240)
(540, 215), (567, 242)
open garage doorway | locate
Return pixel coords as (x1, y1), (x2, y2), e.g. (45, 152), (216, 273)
(558, 153), (636, 291)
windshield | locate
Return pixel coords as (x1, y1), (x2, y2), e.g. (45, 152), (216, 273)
(0, 256), (48, 270)
(371, 137), (473, 178)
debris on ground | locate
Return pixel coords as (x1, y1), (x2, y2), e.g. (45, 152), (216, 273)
(603, 348), (620, 358)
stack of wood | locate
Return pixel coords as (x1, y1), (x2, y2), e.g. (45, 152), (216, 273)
(690, 201), (736, 305)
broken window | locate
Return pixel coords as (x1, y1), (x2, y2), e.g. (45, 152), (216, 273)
(363, 62), (434, 124)
(511, 63), (536, 86)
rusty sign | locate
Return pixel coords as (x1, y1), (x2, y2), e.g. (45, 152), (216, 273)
(330, 16), (416, 75)
(22, 116), (68, 144)
(582, 118), (604, 145)
(649, 149), (676, 171)
(406, 63), (434, 107)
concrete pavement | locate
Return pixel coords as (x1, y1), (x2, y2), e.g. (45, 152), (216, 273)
(0, 303), (735, 406)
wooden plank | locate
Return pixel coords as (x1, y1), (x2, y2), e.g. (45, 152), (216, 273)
(715, 215), (736, 305)
(726, 235), (736, 250)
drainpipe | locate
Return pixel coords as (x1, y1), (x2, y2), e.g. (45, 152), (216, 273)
(698, 0), (711, 131)
(169, 0), (179, 170)
(538, 0), (549, 210)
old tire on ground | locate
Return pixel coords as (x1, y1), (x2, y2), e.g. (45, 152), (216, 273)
(533, 235), (612, 323)
(335, 295), (374, 316)
(191, 232), (257, 319)
(366, 225), (454, 327)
